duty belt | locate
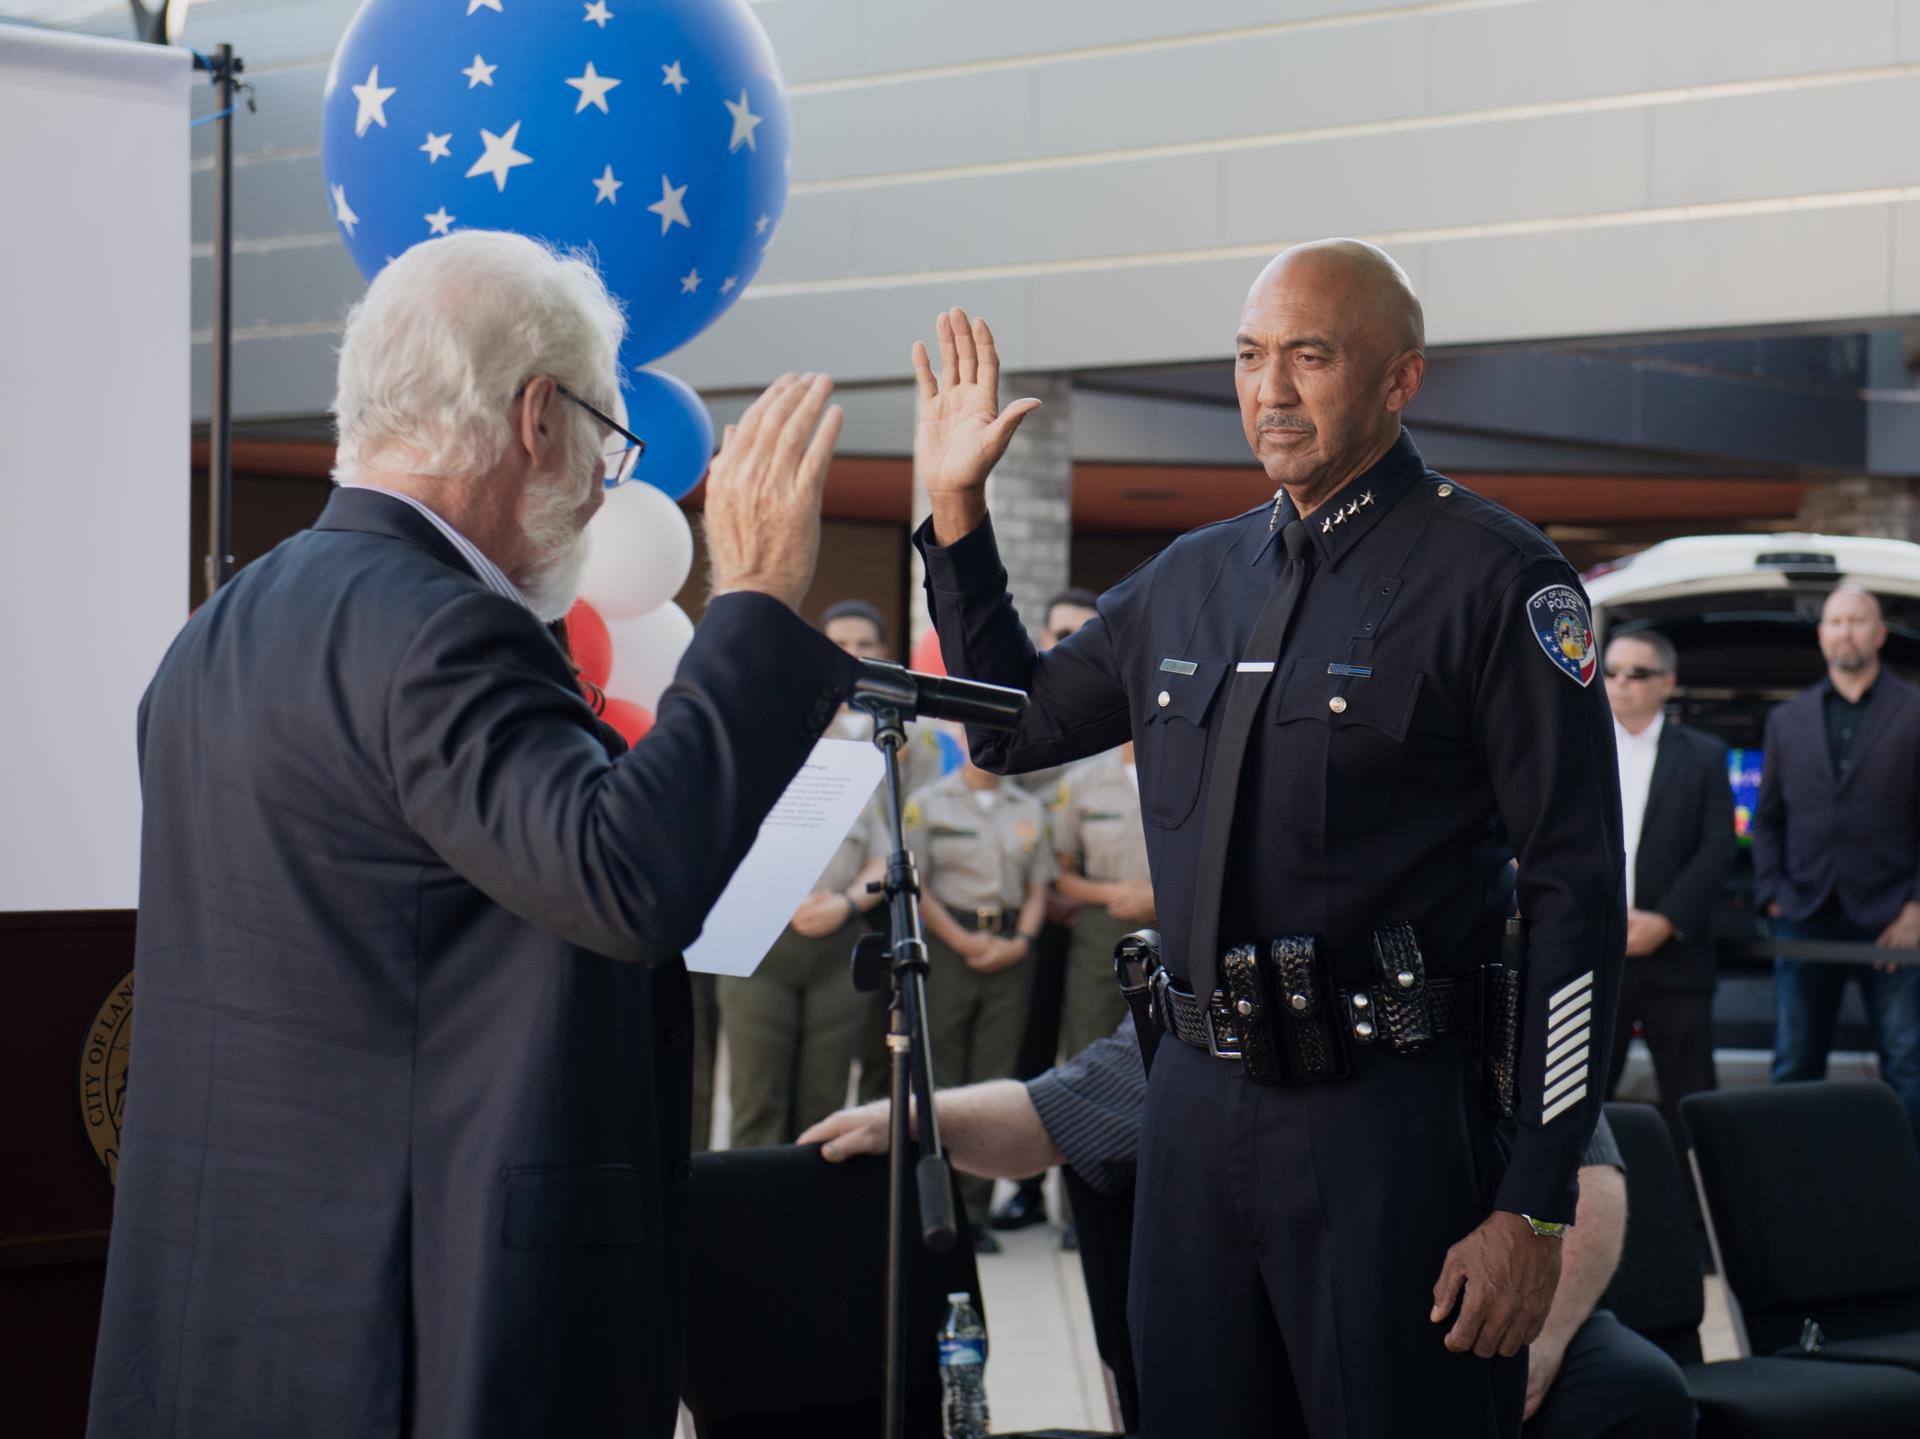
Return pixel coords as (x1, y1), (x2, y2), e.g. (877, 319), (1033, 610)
(1158, 971), (1476, 1060)
(1116, 923), (1524, 1109)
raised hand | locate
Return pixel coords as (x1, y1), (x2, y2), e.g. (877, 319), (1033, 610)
(912, 308), (1041, 543)
(705, 372), (844, 610)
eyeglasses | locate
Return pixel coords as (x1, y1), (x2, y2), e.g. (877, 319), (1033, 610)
(550, 381), (647, 487)
(1603, 665), (1670, 682)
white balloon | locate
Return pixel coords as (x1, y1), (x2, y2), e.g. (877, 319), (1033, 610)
(604, 602), (695, 711)
(578, 482), (695, 622)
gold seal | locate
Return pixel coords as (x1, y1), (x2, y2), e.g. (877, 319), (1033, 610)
(78, 968), (135, 1184)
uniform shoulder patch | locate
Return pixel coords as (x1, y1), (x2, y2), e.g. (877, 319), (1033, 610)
(902, 799), (923, 830)
(1051, 780), (1070, 811)
(1527, 584), (1598, 687)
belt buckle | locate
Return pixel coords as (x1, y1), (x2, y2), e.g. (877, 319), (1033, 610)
(976, 905), (1003, 932)
(1203, 1000), (1244, 1061)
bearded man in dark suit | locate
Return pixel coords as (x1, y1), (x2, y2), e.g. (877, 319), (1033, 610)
(87, 231), (854, 1439)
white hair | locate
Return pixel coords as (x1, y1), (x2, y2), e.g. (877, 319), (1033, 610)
(332, 231), (627, 483)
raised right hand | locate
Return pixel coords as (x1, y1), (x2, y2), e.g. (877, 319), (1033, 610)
(912, 309), (1040, 542)
(706, 372), (843, 610)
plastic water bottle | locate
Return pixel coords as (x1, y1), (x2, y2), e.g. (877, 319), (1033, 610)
(937, 1291), (989, 1439)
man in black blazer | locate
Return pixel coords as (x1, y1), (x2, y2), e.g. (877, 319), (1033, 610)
(1601, 629), (1734, 1162)
(87, 232), (856, 1439)
(1755, 585), (1920, 1139)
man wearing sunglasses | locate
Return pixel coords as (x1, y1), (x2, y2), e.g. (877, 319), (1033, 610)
(1599, 630), (1734, 1170)
(89, 231), (856, 1439)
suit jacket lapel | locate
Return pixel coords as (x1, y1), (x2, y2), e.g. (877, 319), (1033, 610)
(1805, 680), (1839, 792)
(1638, 725), (1685, 888)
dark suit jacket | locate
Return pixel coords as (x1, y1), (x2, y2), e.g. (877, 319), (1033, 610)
(1752, 672), (1920, 931)
(1628, 721), (1735, 991)
(87, 489), (856, 1439)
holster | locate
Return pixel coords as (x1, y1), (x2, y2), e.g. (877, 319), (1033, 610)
(1113, 929), (1164, 1077)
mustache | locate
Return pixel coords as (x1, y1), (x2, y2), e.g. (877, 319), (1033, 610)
(1256, 413), (1314, 433)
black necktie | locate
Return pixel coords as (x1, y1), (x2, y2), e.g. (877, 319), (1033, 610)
(1186, 518), (1312, 999)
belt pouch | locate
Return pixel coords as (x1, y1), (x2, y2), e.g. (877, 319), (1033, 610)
(1220, 943), (1285, 1083)
(1373, 922), (1433, 1054)
(1482, 962), (1522, 1119)
(1270, 935), (1348, 1081)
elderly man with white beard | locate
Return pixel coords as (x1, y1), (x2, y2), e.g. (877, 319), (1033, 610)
(86, 231), (860, 1439)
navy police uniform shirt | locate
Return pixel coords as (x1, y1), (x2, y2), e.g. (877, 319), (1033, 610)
(914, 429), (1625, 1221)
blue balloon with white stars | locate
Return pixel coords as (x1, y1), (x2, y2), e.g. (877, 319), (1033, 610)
(320, 0), (789, 369)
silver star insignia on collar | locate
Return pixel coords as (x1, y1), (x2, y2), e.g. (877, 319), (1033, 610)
(1321, 516), (1332, 534)
(1345, 500), (1361, 518)
(1360, 491), (1375, 507)
(1332, 508), (1346, 525)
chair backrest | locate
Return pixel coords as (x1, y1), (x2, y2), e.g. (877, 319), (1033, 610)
(682, 1147), (981, 1439)
(1060, 1165), (1139, 1435)
(1600, 1101), (1706, 1363)
(1681, 1080), (1920, 1355)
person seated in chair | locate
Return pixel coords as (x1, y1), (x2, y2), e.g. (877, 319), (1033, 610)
(803, 1018), (1696, 1438)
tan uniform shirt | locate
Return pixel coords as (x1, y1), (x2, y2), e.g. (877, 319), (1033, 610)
(903, 771), (1058, 911)
(1050, 750), (1150, 886)
(812, 807), (889, 895)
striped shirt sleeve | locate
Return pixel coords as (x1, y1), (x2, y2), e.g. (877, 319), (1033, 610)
(1024, 1016), (1148, 1197)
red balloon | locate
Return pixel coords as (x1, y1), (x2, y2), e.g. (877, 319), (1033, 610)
(566, 600), (614, 689)
(600, 698), (654, 745)
(908, 626), (946, 677)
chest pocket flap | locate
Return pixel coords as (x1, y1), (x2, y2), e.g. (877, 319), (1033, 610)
(1138, 660), (1229, 830)
(1142, 660), (1230, 729)
(1274, 658), (1421, 740)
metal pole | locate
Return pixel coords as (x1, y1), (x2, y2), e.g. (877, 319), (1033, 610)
(202, 43), (237, 598)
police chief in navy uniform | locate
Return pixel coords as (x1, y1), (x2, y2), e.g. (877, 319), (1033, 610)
(907, 241), (1626, 1436)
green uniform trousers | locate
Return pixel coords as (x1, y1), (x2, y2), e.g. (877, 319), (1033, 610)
(1061, 907), (1137, 1063)
(691, 971), (719, 1152)
(717, 921), (867, 1148)
(925, 932), (1035, 1225)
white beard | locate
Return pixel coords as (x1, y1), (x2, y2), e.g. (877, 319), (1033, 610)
(517, 465), (595, 622)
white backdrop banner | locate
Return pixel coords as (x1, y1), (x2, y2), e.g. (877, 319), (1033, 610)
(0, 28), (192, 910)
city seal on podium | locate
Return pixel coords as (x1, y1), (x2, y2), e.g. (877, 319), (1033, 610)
(78, 968), (135, 1184)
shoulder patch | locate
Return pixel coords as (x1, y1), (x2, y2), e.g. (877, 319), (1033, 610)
(1051, 780), (1070, 811)
(902, 800), (923, 830)
(1527, 584), (1598, 687)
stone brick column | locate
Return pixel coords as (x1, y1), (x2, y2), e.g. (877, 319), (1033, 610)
(909, 374), (1073, 652)
(1795, 476), (1920, 542)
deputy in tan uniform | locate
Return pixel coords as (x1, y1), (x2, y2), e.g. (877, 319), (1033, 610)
(1049, 741), (1155, 1058)
(904, 759), (1056, 1248)
(718, 807), (889, 1146)
(816, 600), (954, 1104)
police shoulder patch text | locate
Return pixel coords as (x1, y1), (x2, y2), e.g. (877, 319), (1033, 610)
(1526, 583), (1597, 687)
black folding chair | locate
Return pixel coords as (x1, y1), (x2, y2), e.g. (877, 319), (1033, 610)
(681, 1147), (981, 1439)
(1682, 1081), (1920, 1370)
(1604, 1100), (1920, 1436)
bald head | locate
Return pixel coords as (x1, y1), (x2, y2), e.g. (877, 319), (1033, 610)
(1233, 238), (1426, 505)
(1249, 240), (1425, 353)
(1819, 583), (1887, 681)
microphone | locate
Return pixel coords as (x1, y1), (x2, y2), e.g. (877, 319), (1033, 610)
(850, 659), (1028, 733)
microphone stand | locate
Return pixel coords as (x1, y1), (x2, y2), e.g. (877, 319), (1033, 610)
(850, 686), (959, 1439)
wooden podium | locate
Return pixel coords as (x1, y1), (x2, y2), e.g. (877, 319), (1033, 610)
(0, 912), (137, 1437)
